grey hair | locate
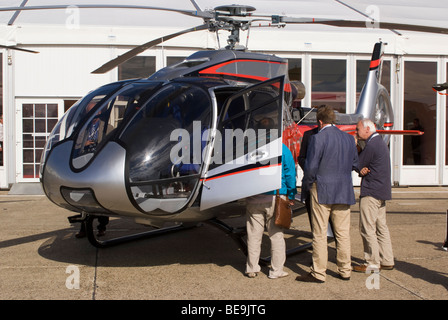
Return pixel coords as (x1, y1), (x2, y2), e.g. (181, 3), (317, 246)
(360, 118), (377, 132)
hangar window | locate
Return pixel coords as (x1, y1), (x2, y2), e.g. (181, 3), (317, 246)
(22, 103), (59, 178)
(118, 56), (156, 80)
(403, 61), (436, 166)
(288, 58), (302, 82)
(312, 59), (346, 113)
(287, 58), (302, 109)
(167, 56), (187, 66)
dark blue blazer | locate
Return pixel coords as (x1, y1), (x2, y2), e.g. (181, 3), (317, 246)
(301, 125), (358, 205)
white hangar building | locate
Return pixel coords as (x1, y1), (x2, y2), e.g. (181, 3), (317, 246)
(1, 0), (448, 190)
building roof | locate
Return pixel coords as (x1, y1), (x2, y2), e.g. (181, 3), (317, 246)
(1, 0), (448, 55)
(1, 0), (447, 30)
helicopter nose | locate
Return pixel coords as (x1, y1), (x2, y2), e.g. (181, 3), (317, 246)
(41, 140), (136, 214)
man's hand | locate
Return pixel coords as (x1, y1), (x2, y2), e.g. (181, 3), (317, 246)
(360, 167), (370, 176)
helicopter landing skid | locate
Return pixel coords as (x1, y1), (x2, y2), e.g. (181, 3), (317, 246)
(205, 218), (313, 265)
(84, 215), (195, 248)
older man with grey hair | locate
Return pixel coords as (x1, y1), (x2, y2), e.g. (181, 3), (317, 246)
(354, 118), (394, 273)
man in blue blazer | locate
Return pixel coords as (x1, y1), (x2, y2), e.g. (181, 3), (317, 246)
(297, 106), (358, 283)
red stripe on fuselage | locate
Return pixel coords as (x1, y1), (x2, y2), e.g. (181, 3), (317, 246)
(199, 59), (284, 81)
(203, 163), (281, 182)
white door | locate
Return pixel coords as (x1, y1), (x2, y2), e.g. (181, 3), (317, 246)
(15, 99), (65, 182)
(441, 60), (448, 185)
(0, 51), (5, 188)
(397, 59), (440, 185)
(200, 76), (285, 210)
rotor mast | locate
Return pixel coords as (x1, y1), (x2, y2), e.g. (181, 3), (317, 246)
(213, 5), (256, 50)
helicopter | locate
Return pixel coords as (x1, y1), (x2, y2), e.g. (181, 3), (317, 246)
(1, 1), (432, 255)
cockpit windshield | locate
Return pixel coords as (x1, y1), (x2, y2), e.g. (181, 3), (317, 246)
(71, 81), (162, 169)
(40, 82), (125, 174)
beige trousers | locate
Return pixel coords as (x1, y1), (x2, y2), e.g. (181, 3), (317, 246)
(310, 183), (352, 281)
(359, 196), (394, 267)
(245, 196), (286, 278)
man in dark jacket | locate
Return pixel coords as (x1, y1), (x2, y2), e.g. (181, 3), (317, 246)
(298, 126), (318, 230)
(297, 106), (358, 283)
(353, 118), (394, 273)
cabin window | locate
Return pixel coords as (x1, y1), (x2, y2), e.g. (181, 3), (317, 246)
(211, 78), (283, 167)
(120, 82), (211, 206)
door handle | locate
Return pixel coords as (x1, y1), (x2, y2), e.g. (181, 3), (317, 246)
(248, 150), (268, 161)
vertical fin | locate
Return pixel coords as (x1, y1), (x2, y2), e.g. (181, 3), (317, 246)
(356, 41), (384, 118)
(369, 41), (385, 81)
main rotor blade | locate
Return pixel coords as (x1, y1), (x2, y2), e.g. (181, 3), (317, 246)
(277, 16), (448, 35)
(0, 4), (213, 19)
(91, 24), (208, 74)
(0, 44), (39, 53)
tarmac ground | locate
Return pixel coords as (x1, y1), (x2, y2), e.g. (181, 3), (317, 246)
(0, 186), (447, 303)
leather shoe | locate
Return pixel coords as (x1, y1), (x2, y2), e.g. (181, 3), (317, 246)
(380, 264), (394, 270)
(295, 273), (324, 284)
(352, 264), (380, 273)
(246, 272), (258, 278)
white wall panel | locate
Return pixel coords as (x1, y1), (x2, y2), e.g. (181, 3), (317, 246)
(14, 46), (113, 97)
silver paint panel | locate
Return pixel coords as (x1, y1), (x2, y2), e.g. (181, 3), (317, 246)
(43, 140), (137, 215)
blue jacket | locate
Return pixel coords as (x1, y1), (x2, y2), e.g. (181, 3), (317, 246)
(266, 144), (297, 200)
(301, 125), (358, 205)
(358, 133), (392, 200)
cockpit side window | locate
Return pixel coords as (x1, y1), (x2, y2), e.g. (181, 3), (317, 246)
(66, 83), (123, 138)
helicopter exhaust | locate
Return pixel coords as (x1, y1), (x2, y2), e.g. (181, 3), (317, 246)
(290, 80), (306, 101)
